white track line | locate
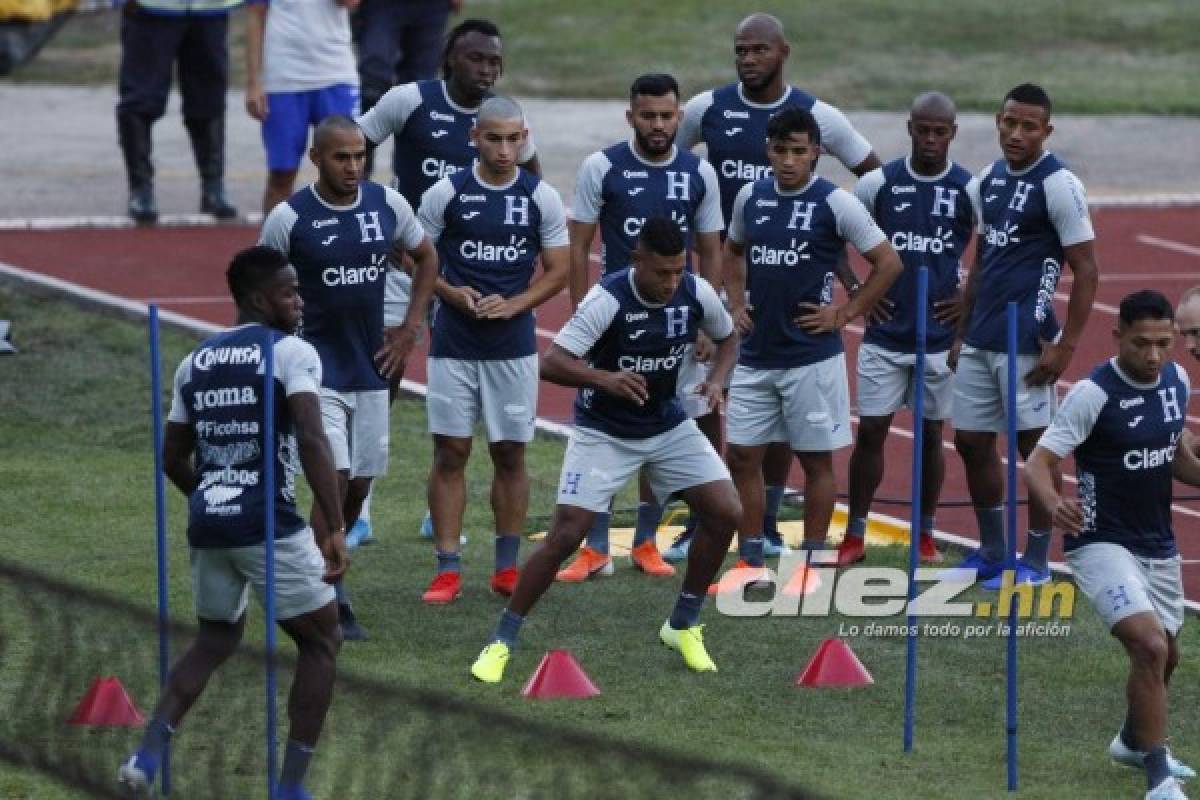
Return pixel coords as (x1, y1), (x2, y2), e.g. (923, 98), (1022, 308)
(1138, 235), (1200, 258)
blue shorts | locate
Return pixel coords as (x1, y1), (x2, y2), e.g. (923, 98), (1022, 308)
(262, 83), (359, 171)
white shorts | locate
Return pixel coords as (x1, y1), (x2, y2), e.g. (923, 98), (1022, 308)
(856, 342), (954, 420)
(382, 267), (411, 328)
(556, 420), (731, 512)
(1066, 542), (1184, 636)
(726, 354), (852, 451)
(426, 355), (538, 443)
(320, 388), (390, 478)
(190, 529), (335, 623)
(951, 344), (1057, 433)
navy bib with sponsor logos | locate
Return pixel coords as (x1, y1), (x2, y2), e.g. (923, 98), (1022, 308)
(431, 167), (545, 360)
(700, 83), (816, 226)
(181, 326), (306, 548)
(866, 159), (974, 353)
(595, 143), (711, 274)
(1070, 361), (1188, 559)
(392, 80), (480, 211)
(738, 177), (844, 369)
(574, 269), (707, 439)
(287, 182), (397, 391)
(966, 154), (1067, 354)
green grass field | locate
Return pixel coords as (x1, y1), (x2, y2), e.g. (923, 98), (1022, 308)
(3, 281), (1200, 799)
(11, 0), (1200, 113)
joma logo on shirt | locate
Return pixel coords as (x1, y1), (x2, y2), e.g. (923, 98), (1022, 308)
(192, 386), (257, 412)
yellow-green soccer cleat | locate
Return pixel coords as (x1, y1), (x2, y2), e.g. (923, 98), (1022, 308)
(658, 620), (717, 672)
(470, 641), (511, 684)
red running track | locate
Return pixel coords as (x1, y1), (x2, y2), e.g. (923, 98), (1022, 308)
(2, 206), (1198, 593)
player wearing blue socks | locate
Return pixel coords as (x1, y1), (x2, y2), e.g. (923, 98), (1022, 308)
(118, 247), (347, 799)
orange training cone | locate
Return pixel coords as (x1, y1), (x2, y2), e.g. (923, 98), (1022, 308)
(521, 650), (601, 699)
(67, 676), (146, 726)
(794, 639), (874, 688)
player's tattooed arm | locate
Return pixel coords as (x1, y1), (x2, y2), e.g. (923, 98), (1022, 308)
(162, 422), (198, 496)
(541, 344), (648, 406)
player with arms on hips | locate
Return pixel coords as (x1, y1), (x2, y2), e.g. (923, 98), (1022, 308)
(1024, 290), (1200, 800)
(354, 18), (540, 545)
(557, 72), (724, 582)
(672, 11), (881, 562)
(470, 218), (743, 683)
(118, 246), (348, 800)
(837, 91), (978, 566)
(259, 114), (438, 639)
(417, 96), (569, 604)
(720, 107), (901, 596)
(952, 83), (1100, 589)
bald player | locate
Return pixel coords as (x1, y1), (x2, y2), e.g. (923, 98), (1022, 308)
(416, 96), (569, 604)
(672, 11), (881, 562)
(838, 92), (979, 566)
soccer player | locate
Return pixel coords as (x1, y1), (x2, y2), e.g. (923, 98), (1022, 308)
(469, 218), (742, 683)
(118, 246), (348, 800)
(557, 72), (723, 582)
(417, 96), (569, 604)
(1024, 290), (1200, 800)
(245, 0), (362, 212)
(259, 114), (438, 638)
(837, 91), (978, 566)
(673, 11), (882, 561)
(953, 83), (1100, 589)
(1178, 287), (1200, 362)
(721, 107), (901, 595)
(354, 18), (539, 544)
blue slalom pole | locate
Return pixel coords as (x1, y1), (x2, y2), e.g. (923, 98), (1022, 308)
(903, 267), (929, 753)
(262, 330), (278, 800)
(1005, 302), (1019, 791)
(147, 305), (172, 796)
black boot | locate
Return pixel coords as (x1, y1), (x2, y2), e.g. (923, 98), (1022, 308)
(117, 111), (158, 224)
(185, 116), (238, 219)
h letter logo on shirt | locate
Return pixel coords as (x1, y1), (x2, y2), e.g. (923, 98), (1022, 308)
(356, 211), (383, 243)
(931, 186), (958, 218)
(1008, 180), (1034, 213)
(787, 201), (816, 231)
(505, 196), (530, 227)
(665, 307), (690, 338)
(666, 171), (690, 201)
(1159, 386), (1183, 423)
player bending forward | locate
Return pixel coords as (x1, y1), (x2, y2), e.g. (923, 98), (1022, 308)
(470, 217), (742, 682)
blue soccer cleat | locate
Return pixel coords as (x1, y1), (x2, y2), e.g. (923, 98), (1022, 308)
(663, 527), (694, 563)
(981, 557), (1050, 591)
(345, 518), (374, 550)
(762, 531), (789, 558)
(275, 782), (314, 800)
(938, 548), (1005, 583)
(117, 750), (158, 798)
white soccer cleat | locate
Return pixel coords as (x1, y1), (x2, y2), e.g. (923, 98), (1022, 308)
(117, 754), (155, 798)
(1146, 776), (1188, 800)
(1111, 733), (1196, 779)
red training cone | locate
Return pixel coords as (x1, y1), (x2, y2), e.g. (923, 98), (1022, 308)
(67, 676), (146, 726)
(794, 639), (874, 688)
(521, 650), (601, 699)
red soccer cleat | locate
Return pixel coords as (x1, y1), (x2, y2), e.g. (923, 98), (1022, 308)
(490, 567), (519, 596)
(422, 572), (462, 604)
(919, 532), (943, 564)
(836, 536), (866, 566)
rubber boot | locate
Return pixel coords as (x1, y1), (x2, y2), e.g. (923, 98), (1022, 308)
(185, 116), (237, 219)
(116, 111), (158, 224)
